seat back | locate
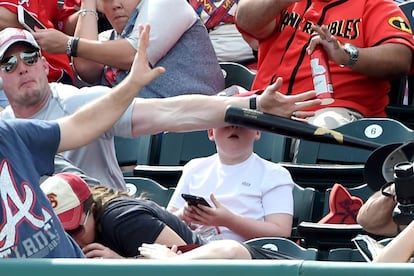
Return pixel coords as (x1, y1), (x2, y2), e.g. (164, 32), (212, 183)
(115, 135), (157, 166)
(219, 62), (256, 90)
(157, 131), (216, 166)
(157, 129), (293, 166)
(124, 176), (174, 207)
(245, 237), (318, 260)
(255, 132), (292, 162)
(293, 184), (316, 227)
(282, 163), (365, 191)
(295, 118), (414, 164)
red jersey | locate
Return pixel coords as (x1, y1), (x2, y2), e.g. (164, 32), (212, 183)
(0, 0), (75, 82)
(238, 0), (414, 117)
(59, 0), (80, 31)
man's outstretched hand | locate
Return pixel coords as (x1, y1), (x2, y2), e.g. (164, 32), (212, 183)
(127, 24), (165, 91)
(257, 77), (321, 119)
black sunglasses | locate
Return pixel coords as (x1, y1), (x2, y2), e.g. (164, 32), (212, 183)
(0, 50), (40, 73)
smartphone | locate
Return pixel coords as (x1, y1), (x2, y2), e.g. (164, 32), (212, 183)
(17, 5), (46, 32)
(181, 193), (211, 207)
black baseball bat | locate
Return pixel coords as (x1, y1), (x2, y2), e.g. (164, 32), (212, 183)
(224, 106), (382, 151)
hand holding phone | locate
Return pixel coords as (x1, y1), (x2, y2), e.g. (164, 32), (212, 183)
(17, 6), (46, 32)
(181, 193), (211, 207)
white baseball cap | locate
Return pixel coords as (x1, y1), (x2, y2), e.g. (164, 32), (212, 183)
(0, 27), (40, 60)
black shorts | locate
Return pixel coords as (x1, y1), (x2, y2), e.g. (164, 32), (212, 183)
(241, 243), (297, 260)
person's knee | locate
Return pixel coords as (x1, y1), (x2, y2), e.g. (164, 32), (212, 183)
(209, 240), (251, 259)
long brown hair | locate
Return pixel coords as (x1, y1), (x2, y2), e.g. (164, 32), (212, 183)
(88, 185), (130, 236)
(88, 185), (148, 237)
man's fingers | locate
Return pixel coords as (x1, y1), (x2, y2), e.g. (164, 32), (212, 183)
(130, 23), (165, 85)
(291, 90), (317, 101)
(265, 77), (283, 93)
(136, 24), (150, 62)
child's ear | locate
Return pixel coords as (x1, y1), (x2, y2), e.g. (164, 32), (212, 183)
(207, 129), (215, 141)
(255, 130), (261, 140)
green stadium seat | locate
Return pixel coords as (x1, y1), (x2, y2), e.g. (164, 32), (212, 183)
(219, 62), (256, 90)
(245, 237), (318, 260)
(124, 176), (174, 207)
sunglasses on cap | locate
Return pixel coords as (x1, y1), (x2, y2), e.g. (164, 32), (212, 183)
(66, 209), (91, 237)
(0, 50), (40, 73)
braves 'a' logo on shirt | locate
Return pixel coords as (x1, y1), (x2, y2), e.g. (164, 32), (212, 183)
(0, 161), (58, 258)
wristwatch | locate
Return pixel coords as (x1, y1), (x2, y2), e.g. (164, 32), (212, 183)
(342, 43), (359, 67)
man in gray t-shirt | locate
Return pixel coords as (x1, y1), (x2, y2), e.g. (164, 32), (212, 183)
(1, 83), (131, 190)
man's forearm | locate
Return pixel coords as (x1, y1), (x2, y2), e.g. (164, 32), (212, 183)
(131, 94), (249, 136)
(357, 190), (398, 236)
(131, 79), (320, 136)
(0, 7), (20, 30)
(348, 44), (411, 78)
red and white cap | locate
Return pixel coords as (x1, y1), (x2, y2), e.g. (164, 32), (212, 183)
(41, 173), (91, 231)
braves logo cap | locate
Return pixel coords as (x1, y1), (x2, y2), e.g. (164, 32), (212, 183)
(41, 172), (91, 230)
(0, 27), (40, 60)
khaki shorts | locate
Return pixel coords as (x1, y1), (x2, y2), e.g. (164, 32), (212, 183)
(307, 107), (363, 129)
(290, 107), (363, 161)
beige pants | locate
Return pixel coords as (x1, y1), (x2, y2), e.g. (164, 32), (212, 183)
(291, 107), (363, 161)
(307, 107), (363, 129)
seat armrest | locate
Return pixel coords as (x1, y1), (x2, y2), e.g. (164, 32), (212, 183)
(297, 221), (365, 250)
(280, 162), (365, 190)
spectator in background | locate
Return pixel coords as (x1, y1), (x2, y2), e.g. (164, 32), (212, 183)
(188, 0), (257, 69)
(0, 0), (79, 84)
(33, 0), (225, 98)
(236, 0), (414, 129)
